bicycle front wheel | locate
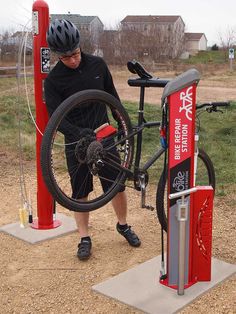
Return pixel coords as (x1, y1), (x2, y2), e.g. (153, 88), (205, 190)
(41, 89), (134, 212)
(156, 148), (215, 232)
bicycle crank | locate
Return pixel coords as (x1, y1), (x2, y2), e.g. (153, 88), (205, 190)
(138, 172), (154, 211)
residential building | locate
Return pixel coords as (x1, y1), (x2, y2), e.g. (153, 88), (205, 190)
(185, 33), (207, 54)
(0, 31), (32, 56)
(120, 15), (186, 59)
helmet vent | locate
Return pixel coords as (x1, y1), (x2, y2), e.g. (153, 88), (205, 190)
(57, 25), (62, 33)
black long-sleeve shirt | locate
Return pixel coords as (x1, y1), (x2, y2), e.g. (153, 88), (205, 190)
(44, 52), (119, 141)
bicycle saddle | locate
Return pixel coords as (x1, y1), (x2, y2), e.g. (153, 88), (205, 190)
(127, 60), (153, 79)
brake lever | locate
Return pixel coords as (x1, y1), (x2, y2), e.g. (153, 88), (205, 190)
(206, 107), (223, 113)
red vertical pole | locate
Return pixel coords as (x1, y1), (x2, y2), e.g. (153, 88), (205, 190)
(31, 0), (61, 229)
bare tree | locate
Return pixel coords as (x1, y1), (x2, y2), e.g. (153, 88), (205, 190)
(98, 20), (186, 65)
(80, 31), (95, 54)
(219, 26), (236, 48)
(99, 29), (120, 63)
(218, 27), (236, 61)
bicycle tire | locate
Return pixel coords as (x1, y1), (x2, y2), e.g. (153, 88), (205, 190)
(41, 89), (134, 212)
(156, 148), (216, 232)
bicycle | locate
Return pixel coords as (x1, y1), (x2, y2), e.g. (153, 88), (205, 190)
(40, 60), (229, 231)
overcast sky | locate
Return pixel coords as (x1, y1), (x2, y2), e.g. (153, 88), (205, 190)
(1, 0), (235, 46)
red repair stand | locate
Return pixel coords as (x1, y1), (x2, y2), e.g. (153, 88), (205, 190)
(31, 0), (61, 229)
(159, 69), (214, 294)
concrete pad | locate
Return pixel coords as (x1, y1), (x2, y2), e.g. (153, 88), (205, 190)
(93, 256), (236, 314)
(0, 213), (77, 244)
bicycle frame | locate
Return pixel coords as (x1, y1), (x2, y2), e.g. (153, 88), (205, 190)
(104, 84), (167, 180)
(106, 120), (165, 178)
(133, 86), (166, 173)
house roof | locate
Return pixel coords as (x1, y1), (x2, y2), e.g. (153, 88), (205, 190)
(50, 14), (103, 26)
(185, 33), (207, 41)
(121, 15), (183, 24)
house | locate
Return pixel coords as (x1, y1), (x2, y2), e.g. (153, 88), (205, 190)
(1, 31), (32, 55)
(185, 33), (207, 54)
(120, 15), (186, 59)
(50, 14), (104, 51)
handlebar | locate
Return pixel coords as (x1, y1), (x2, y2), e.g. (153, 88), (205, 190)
(196, 102), (230, 113)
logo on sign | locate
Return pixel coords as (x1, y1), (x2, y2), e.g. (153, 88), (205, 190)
(179, 86), (193, 121)
(172, 171), (189, 191)
(172, 171), (185, 191)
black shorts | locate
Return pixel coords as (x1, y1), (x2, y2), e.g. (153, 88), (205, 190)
(65, 143), (125, 199)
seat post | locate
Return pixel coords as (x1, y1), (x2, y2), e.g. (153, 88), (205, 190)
(138, 86), (145, 125)
(134, 86), (145, 171)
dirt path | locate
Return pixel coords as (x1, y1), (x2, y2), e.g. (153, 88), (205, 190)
(0, 69), (235, 314)
(113, 68), (236, 104)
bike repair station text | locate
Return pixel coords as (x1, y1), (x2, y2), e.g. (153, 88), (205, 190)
(174, 118), (188, 160)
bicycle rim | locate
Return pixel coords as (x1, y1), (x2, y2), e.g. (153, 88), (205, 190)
(41, 90), (134, 212)
(156, 148), (215, 232)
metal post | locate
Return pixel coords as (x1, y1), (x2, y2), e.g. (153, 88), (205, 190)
(169, 187), (196, 295)
(230, 58), (233, 72)
(31, 0), (61, 229)
(177, 196), (188, 295)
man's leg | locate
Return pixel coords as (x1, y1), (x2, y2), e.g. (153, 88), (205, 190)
(65, 148), (93, 260)
(74, 211), (89, 238)
(111, 191), (127, 225)
(74, 197), (92, 260)
(112, 191), (141, 247)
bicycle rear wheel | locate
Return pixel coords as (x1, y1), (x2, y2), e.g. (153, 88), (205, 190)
(156, 148), (215, 232)
(41, 89), (134, 212)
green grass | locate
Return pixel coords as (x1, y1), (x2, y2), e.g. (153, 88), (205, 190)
(0, 80), (36, 159)
(184, 50), (228, 65)
(197, 101), (236, 192)
(123, 100), (165, 183)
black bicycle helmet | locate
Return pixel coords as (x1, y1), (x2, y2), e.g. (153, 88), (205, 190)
(47, 19), (80, 54)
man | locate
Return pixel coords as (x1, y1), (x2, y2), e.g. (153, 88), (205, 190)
(45, 19), (141, 260)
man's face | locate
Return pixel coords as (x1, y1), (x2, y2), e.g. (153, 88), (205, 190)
(59, 48), (81, 69)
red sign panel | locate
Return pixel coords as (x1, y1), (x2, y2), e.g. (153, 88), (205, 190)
(191, 186), (214, 281)
(168, 84), (197, 194)
(169, 85), (196, 168)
